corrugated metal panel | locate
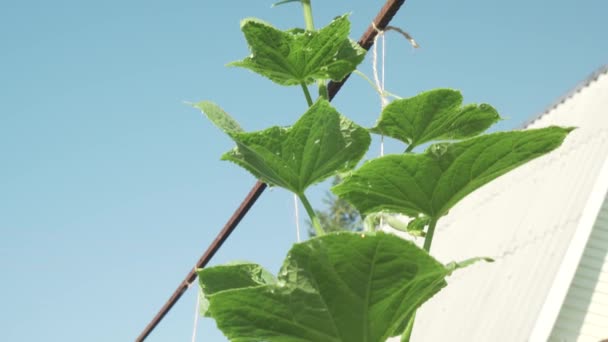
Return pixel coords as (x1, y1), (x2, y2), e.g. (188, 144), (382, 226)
(548, 203), (608, 342)
(386, 69), (608, 342)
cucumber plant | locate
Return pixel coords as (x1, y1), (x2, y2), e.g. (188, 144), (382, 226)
(193, 1), (571, 341)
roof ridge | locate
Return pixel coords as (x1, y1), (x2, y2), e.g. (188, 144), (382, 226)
(522, 64), (608, 128)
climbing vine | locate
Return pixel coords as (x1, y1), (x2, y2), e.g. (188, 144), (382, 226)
(193, 2), (571, 341)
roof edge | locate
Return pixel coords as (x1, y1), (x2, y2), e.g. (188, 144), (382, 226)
(522, 64), (608, 128)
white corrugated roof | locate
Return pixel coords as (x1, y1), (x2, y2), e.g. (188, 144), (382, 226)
(388, 65), (608, 342)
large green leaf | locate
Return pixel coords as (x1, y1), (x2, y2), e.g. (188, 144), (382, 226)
(198, 232), (454, 342)
(333, 126), (572, 218)
(196, 99), (371, 194)
(229, 14), (366, 86)
(369, 89), (501, 149)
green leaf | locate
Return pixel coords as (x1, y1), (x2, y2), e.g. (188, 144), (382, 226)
(370, 89), (501, 149)
(194, 101), (244, 136)
(229, 14), (366, 86)
(333, 126), (572, 218)
(198, 232), (454, 342)
(198, 262), (276, 316)
(197, 99), (371, 194)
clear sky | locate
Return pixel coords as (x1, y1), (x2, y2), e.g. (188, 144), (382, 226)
(1, 0), (607, 341)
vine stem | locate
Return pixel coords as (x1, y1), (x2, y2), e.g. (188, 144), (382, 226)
(318, 82), (329, 100)
(296, 0), (316, 240)
(401, 316), (415, 342)
(402, 217), (439, 341)
(423, 218), (438, 252)
(297, 0), (316, 237)
(298, 193), (325, 236)
(301, 0), (315, 30)
(300, 0), (328, 101)
(300, 82), (314, 107)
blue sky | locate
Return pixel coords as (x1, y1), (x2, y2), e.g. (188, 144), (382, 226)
(1, 0), (607, 341)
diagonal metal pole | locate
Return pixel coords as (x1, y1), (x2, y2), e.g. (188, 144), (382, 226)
(135, 1), (406, 341)
(327, 0), (407, 98)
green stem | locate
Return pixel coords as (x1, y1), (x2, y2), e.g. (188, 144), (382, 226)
(300, 0), (328, 100)
(405, 144), (415, 153)
(296, 2), (323, 239)
(401, 218), (439, 341)
(301, 0), (315, 30)
(298, 193), (325, 236)
(300, 82), (314, 107)
(318, 82), (329, 100)
(423, 218), (438, 252)
(401, 315), (415, 342)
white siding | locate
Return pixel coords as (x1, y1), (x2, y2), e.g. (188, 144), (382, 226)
(549, 198), (608, 342)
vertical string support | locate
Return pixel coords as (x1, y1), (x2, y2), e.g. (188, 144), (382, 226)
(372, 25), (389, 230)
(380, 33), (387, 157)
(370, 23), (419, 233)
(372, 25), (389, 157)
(190, 283), (201, 342)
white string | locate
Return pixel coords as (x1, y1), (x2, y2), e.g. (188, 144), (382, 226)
(380, 33), (387, 157)
(372, 28), (389, 230)
(191, 289), (201, 342)
(372, 33), (388, 111)
(381, 33), (385, 95)
(370, 24), (420, 232)
(372, 29), (389, 136)
(293, 194), (301, 242)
